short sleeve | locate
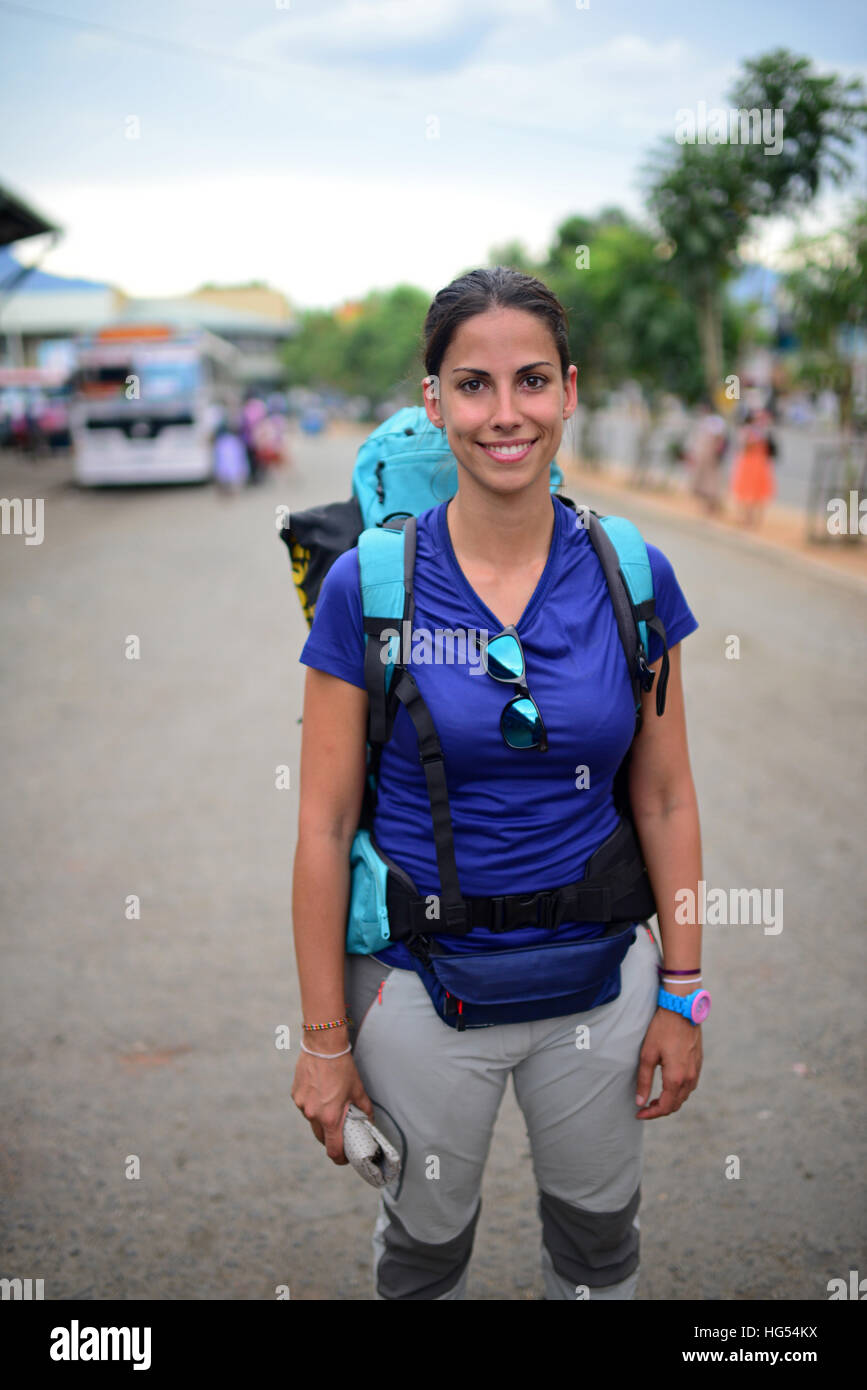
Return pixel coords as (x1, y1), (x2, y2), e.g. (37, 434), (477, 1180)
(645, 542), (699, 663)
(298, 547), (367, 690)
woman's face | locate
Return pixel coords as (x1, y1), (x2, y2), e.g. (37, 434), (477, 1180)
(423, 306), (577, 497)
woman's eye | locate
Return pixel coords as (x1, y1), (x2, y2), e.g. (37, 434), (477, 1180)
(457, 375), (548, 393)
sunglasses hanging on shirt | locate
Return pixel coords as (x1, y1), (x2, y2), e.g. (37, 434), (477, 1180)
(472, 625), (548, 752)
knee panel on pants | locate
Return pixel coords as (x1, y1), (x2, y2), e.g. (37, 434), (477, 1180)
(539, 1185), (641, 1289)
(377, 1199), (481, 1300)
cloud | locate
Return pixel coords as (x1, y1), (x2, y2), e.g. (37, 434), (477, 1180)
(234, 11), (718, 152)
(239, 0), (561, 75)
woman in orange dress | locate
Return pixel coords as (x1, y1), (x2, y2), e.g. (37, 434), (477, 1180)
(729, 409), (776, 527)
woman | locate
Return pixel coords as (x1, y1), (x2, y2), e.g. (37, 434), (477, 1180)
(729, 408), (776, 527)
(687, 401), (727, 514)
(291, 267), (704, 1300)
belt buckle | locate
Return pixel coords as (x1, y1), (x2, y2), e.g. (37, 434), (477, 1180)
(506, 892), (541, 931)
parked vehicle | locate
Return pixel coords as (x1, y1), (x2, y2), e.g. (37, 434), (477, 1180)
(68, 324), (243, 485)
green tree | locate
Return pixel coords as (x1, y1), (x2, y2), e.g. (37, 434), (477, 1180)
(731, 50), (867, 211)
(540, 211), (716, 402)
(645, 142), (753, 397)
(784, 199), (867, 428)
(282, 309), (347, 390)
(282, 284), (430, 408)
(341, 284), (430, 404)
(645, 49), (867, 398)
(486, 239), (536, 273)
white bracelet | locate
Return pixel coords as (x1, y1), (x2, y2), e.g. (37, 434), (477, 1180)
(300, 1039), (352, 1059)
(661, 975), (702, 986)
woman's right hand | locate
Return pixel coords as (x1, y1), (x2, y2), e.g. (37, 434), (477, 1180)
(291, 1051), (375, 1165)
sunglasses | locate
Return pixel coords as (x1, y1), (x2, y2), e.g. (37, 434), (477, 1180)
(473, 625), (548, 752)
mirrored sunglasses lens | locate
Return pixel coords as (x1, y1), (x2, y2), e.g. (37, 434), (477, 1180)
(502, 696), (543, 749)
(485, 633), (524, 682)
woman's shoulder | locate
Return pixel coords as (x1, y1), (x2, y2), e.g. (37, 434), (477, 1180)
(318, 545), (361, 601)
(643, 537), (678, 583)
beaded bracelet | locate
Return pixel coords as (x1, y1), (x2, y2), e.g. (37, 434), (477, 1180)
(301, 1012), (352, 1033)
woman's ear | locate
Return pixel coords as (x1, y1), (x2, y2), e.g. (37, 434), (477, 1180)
(421, 374), (444, 430)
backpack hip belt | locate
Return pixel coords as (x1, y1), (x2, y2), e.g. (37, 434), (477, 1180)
(382, 811), (656, 943)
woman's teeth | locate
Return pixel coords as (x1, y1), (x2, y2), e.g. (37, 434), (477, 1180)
(480, 441), (535, 458)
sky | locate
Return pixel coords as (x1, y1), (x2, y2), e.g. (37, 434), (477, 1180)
(1, 0), (865, 311)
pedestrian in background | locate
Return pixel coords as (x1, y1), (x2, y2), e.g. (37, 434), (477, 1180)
(687, 401), (727, 515)
(241, 395), (267, 485)
(213, 418), (249, 494)
(730, 408), (776, 528)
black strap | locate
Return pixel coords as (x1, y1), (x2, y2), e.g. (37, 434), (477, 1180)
(390, 667), (468, 930)
(363, 617), (393, 744)
(632, 600), (670, 716)
(646, 614), (669, 716)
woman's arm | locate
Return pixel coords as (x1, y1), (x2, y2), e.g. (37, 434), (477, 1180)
(627, 641), (704, 1120)
(290, 666), (375, 1161)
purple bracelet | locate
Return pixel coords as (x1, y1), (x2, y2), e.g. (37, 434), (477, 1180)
(657, 966), (702, 976)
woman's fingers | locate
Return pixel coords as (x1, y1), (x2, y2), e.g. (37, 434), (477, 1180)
(352, 1084), (375, 1122)
(637, 1062), (701, 1119)
(635, 1048), (659, 1110)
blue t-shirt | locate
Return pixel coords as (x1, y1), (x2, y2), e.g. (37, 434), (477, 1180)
(299, 495), (699, 967)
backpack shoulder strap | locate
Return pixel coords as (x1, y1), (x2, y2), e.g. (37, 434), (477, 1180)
(357, 514), (416, 744)
(586, 511), (670, 720)
(357, 515), (466, 924)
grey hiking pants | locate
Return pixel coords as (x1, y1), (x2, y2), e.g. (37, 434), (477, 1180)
(344, 922), (662, 1300)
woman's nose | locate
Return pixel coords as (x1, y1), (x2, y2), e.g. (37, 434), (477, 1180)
(487, 388), (523, 430)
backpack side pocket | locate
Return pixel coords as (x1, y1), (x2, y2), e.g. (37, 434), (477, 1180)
(347, 828), (392, 954)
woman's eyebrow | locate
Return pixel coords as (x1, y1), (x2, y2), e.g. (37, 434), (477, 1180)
(450, 361), (555, 375)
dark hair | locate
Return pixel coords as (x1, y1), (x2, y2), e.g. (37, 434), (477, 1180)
(422, 266), (570, 382)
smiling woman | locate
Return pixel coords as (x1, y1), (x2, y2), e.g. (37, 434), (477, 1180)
(291, 265), (704, 1301)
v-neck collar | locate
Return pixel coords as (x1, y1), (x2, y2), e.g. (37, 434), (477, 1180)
(437, 494), (562, 633)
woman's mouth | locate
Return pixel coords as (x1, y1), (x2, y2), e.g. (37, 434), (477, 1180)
(477, 438), (538, 463)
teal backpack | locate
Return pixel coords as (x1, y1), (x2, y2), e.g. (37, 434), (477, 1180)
(281, 407), (671, 1028)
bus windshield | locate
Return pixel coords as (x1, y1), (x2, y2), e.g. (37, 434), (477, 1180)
(77, 354), (201, 402)
(138, 358), (200, 399)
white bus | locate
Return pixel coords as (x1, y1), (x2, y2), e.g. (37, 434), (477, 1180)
(69, 324), (243, 485)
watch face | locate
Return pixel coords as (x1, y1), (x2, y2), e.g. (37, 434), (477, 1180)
(690, 990), (711, 1024)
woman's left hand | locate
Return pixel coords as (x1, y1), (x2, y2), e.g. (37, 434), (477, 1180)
(634, 1009), (703, 1120)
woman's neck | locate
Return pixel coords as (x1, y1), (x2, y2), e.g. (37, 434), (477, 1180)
(446, 479), (556, 571)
